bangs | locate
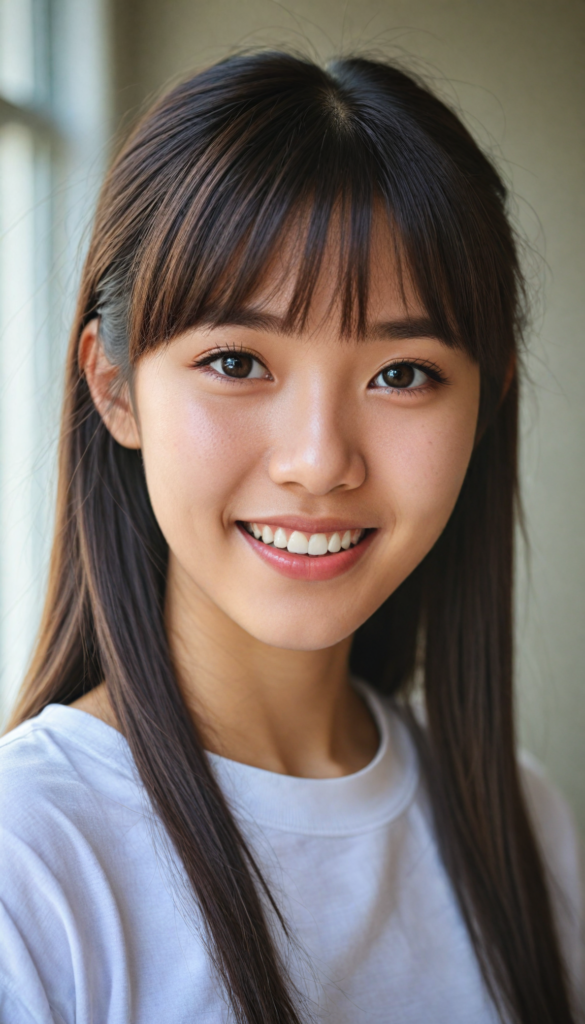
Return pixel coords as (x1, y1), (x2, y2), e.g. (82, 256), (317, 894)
(124, 87), (382, 352)
(94, 52), (521, 414)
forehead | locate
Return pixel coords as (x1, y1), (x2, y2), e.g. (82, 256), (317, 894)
(226, 215), (428, 333)
(204, 214), (446, 346)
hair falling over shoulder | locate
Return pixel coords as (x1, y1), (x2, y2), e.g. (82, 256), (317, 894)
(8, 51), (579, 1023)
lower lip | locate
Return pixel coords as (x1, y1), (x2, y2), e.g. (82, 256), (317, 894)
(237, 524), (377, 581)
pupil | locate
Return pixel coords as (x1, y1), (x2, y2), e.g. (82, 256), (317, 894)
(222, 354), (252, 378)
(383, 364), (415, 388)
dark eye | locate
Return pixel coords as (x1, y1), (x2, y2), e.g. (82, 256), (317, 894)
(209, 353), (266, 379)
(372, 363), (429, 390)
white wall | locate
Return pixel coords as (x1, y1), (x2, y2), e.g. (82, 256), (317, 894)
(113, 0), (585, 832)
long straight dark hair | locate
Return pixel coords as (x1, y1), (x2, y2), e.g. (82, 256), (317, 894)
(8, 52), (577, 1023)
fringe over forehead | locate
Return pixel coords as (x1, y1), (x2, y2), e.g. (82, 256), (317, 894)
(87, 52), (523, 419)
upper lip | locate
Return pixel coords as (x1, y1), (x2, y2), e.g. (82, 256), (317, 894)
(238, 516), (375, 534)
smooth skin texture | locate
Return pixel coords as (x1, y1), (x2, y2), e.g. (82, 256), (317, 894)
(74, 234), (481, 779)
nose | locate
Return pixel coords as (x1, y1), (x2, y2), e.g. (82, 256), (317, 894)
(267, 380), (366, 496)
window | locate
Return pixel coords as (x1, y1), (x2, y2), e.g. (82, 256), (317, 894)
(0, 0), (110, 722)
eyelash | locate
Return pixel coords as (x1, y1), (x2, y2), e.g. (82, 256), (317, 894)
(194, 346), (272, 384)
(368, 359), (449, 395)
(193, 347), (450, 394)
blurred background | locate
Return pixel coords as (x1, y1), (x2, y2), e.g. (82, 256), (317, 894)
(0, 0), (583, 834)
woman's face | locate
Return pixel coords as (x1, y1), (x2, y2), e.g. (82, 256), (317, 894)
(131, 236), (480, 651)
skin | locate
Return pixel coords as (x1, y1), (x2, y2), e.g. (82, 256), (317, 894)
(73, 231), (480, 778)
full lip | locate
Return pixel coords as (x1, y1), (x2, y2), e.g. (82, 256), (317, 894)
(236, 521), (378, 581)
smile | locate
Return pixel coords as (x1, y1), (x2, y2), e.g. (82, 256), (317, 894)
(237, 521), (377, 581)
(242, 522), (365, 556)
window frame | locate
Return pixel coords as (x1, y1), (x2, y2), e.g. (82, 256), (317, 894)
(0, 0), (111, 722)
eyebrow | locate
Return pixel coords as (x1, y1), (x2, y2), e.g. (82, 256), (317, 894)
(367, 316), (444, 342)
(203, 310), (447, 343)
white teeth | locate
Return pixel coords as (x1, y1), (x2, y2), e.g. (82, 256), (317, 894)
(327, 532), (341, 553)
(287, 530), (309, 554)
(308, 533), (328, 556)
(246, 522), (367, 556)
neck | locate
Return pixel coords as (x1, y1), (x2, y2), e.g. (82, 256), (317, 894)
(165, 554), (379, 778)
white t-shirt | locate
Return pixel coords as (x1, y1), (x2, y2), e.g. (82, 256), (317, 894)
(0, 685), (581, 1023)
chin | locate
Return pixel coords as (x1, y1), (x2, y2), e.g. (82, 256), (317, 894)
(235, 611), (359, 652)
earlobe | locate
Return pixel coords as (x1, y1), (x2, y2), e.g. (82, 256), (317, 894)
(78, 319), (141, 450)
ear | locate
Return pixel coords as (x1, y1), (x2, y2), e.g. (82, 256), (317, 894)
(79, 319), (141, 449)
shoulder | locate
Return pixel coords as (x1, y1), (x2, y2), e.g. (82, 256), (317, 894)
(519, 752), (582, 898)
(0, 714), (90, 1011)
(0, 712), (80, 819)
(1, 707), (96, 808)
(362, 693), (583, 949)
(0, 709), (141, 1020)
(0, 705), (143, 919)
(0, 706), (141, 860)
(519, 751), (581, 897)
(519, 753), (583, 993)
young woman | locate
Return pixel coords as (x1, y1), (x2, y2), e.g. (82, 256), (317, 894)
(0, 52), (581, 1024)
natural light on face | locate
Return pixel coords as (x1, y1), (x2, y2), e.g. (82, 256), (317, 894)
(133, 222), (481, 651)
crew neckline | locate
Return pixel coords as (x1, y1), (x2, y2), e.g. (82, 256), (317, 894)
(208, 686), (419, 835)
(33, 683), (419, 837)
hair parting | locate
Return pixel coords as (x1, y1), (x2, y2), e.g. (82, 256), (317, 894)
(8, 51), (578, 1023)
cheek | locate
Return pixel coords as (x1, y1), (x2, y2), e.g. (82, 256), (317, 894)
(137, 382), (260, 537)
(370, 399), (477, 540)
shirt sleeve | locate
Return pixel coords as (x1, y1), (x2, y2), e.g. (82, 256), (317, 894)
(0, 901), (63, 1024)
